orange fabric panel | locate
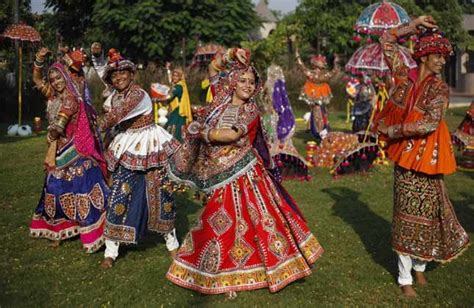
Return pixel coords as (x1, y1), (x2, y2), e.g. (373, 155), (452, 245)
(303, 81), (331, 98)
(383, 106), (457, 175)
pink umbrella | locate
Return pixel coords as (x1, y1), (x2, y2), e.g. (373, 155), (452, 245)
(345, 43), (416, 76)
(355, 1), (411, 36)
(1, 23), (42, 126)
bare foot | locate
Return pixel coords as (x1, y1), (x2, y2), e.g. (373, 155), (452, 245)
(49, 240), (61, 249)
(400, 285), (417, 298)
(414, 271), (428, 286)
(225, 291), (237, 300)
(169, 249), (178, 259)
(100, 257), (114, 269)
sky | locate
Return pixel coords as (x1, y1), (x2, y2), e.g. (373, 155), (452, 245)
(31, 0), (299, 14)
(254, 0), (298, 14)
(30, 0), (45, 13)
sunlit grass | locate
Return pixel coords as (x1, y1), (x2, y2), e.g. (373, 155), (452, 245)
(0, 109), (472, 306)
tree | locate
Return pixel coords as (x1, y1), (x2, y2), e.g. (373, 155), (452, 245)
(415, 0), (468, 48)
(292, 0), (367, 56)
(0, 0), (33, 32)
(290, 0), (468, 57)
(91, 0), (260, 61)
(44, 0), (95, 46)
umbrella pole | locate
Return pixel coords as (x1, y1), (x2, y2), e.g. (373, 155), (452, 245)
(18, 45), (22, 126)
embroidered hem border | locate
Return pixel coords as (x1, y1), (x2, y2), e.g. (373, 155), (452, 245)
(30, 213), (105, 253)
(298, 92), (332, 106)
(167, 254), (313, 294)
(394, 242), (471, 264)
(167, 233), (323, 294)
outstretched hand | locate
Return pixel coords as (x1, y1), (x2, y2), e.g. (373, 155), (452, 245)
(37, 47), (51, 59)
(234, 48), (248, 65)
(416, 15), (437, 29)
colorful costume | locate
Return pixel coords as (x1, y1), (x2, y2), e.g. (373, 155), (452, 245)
(352, 77), (375, 133)
(165, 70), (193, 142)
(262, 65), (309, 180)
(452, 102), (474, 170)
(297, 54), (339, 140)
(166, 62), (323, 294)
(99, 58), (181, 260)
(30, 61), (108, 253)
(378, 22), (469, 286)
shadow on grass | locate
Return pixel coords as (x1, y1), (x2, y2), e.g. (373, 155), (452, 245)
(452, 191), (474, 233)
(322, 187), (397, 279)
(0, 133), (44, 144)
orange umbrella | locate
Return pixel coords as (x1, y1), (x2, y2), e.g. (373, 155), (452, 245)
(1, 23), (42, 125)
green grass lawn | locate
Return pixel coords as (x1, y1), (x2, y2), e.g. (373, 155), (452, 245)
(1, 109), (472, 307)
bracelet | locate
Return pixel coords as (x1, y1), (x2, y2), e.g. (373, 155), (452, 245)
(46, 131), (55, 143)
(213, 129), (219, 140)
(201, 126), (211, 144)
(53, 113), (70, 131)
(223, 49), (233, 64)
(34, 60), (45, 68)
(35, 54), (46, 62)
(210, 59), (225, 72)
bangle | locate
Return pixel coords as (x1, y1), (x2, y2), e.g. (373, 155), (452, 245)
(54, 113), (70, 131)
(210, 59), (225, 72)
(201, 126), (211, 143)
(213, 129), (219, 140)
(34, 60), (45, 68)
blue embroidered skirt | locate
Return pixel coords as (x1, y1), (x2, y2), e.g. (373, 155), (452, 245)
(104, 165), (176, 244)
(30, 142), (109, 253)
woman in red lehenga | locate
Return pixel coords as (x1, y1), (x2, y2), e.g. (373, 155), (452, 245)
(166, 49), (323, 297)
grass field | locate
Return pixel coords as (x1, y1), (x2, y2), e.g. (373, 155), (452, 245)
(0, 109), (472, 307)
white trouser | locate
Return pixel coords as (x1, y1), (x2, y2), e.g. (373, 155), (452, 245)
(397, 254), (427, 286)
(104, 228), (180, 260)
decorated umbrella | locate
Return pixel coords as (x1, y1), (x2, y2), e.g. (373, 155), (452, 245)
(1, 23), (41, 126)
(355, 1), (410, 36)
(345, 42), (416, 77)
(191, 43), (225, 67)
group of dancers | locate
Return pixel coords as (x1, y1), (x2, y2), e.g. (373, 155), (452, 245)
(28, 15), (469, 298)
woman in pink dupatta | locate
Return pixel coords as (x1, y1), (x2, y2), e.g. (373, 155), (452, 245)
(29, 48), (109, 253)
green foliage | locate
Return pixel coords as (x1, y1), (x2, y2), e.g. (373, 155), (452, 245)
(415, 0), (468, 48)
(0, 0), (32, 32)
(293, 0), (367, 55)
(44, 0), (95, 45)
(241, 19), (294, 71)
(291, 0), (468, 56)
(42, 0), (260, 61)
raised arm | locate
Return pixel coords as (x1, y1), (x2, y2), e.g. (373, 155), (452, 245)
(33, 47), (53, 98)
(380, 16), (437, 82)
(208, 48), (249, 78)
(295, 48), (311, 77)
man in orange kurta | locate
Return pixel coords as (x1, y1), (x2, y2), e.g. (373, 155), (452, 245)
(377, 16), (470, 298)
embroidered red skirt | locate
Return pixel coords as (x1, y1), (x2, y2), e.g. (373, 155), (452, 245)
(166, 162), (323, 294)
